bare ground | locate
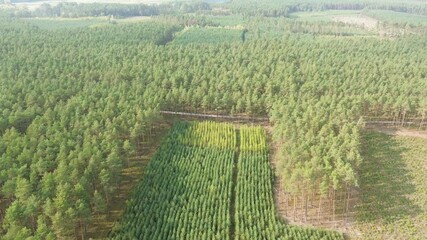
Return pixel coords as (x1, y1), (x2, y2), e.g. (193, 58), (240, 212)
(366, 126), (427, 139)
(332, 15), (378, 30)
(269, 125), (427, 239)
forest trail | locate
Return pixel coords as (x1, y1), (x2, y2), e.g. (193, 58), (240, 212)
(160, 110), (269, 123)
(367, 126), (427, 139)
(160, 111), (427, 136)
(229, 129), (240, 240)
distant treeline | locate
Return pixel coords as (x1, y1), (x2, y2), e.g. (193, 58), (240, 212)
(10, 0), (43, 2)
(10, 2), (211, 18)
(229, 0), (427, 17)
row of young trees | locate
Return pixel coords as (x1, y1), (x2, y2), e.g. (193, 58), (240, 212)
(177, 121), (236, 149)
(110, 122), (235, 239)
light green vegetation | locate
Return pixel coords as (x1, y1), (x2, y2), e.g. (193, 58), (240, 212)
(110, 121), (343, 239)
(22, 16), (152, 30)
(207, 14), (246, 27)
(364, 9), (427, 26)
(23, 17), (109, 30)
(110, 121), (235, 239)
(289, 10), (362, 22)
(289, 9), (427, 26)
(356, 132), (427, 239)
(172, 27), (245, 45)
(245, 16), (372, 40)
(1, 0), (427, 238)
(229, 0), (427, 16)
(236, 126), (344, 239)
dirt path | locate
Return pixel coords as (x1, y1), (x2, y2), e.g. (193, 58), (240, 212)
(366, 126), (427, 139)
(160, 110), (269, 124)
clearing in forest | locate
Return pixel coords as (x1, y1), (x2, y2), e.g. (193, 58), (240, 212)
(110, 121), (342, 239)
(332, 15), (378, 30)
(353, 132), (427, 239)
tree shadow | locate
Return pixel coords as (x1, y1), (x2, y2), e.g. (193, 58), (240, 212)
(357, 131), (420, 223)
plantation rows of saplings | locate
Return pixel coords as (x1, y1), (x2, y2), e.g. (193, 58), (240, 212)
(110, 121), (343, 240)
(110, 122), (236, 239)
(0, 17), (426, 238)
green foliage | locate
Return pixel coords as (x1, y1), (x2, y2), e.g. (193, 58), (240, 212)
(235, 127), (344, 240)
(111, 122), (343, 239)
(176, 121), (236, 149)
(228, 0), (427, 17)
(0, 21), (167, 236)
(9, 1), (213, 18)
(0, 20), (180, 132)
(23, 17), (108, 30)
(207, 15), (246, 27)
(355, 132), (427, 239)
(110, 121), (235, 239)
(289, 10), (362, 22)
(364, 9), (427, 26)
(0, 10), (426, 238)
(245, 16), (372, 39)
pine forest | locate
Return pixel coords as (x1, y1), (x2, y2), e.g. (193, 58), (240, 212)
(0, 0), (426, 239)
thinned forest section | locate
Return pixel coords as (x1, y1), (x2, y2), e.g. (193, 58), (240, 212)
(270, 94), (363, 231)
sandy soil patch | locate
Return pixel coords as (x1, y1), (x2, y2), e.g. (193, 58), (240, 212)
(332, 15), (378, 30)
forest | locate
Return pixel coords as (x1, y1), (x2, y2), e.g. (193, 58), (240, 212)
(0, 0), (426, 239)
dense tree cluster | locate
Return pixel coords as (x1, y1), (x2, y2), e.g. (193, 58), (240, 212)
(271, 95), (362, 221)
(0, 13), (426, 238)
(0, 20), (166, 238)
(173, 27), (245, 45)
